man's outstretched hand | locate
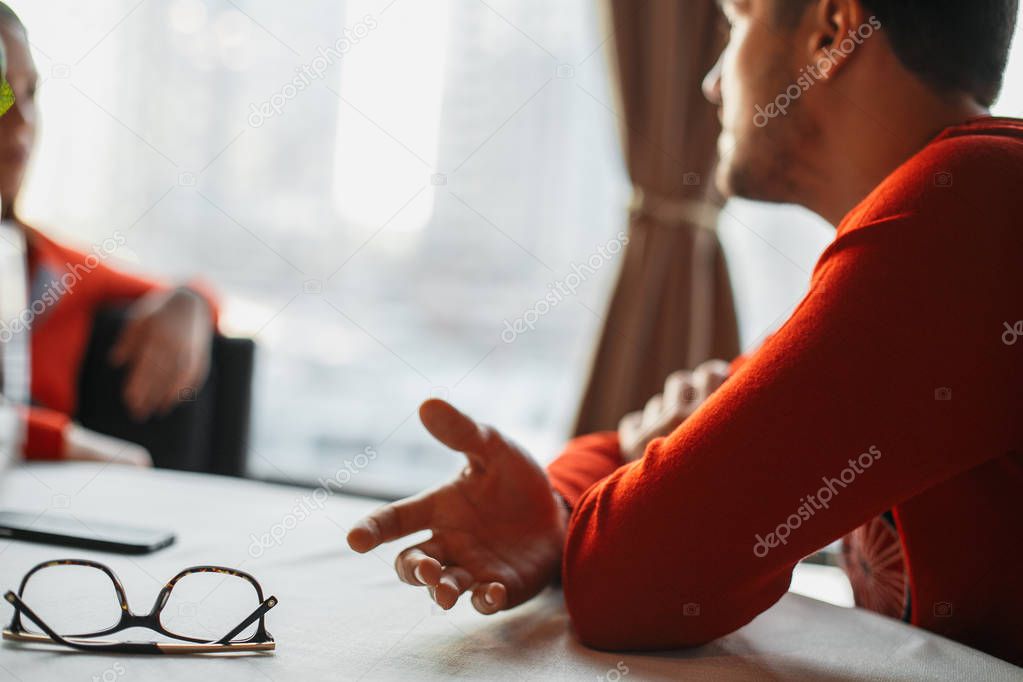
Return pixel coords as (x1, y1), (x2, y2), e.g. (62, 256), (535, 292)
(347, 399), (568, 614)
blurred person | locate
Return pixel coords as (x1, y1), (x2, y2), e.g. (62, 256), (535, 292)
(0, 29), (10, 116)
(0, 3), (217, 466)
(348, 0), (1023, 664)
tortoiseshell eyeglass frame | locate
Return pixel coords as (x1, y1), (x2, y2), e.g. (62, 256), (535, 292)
(3, 559), (277, 654)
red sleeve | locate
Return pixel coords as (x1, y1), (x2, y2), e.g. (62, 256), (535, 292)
(556, 204), (1020, 649)
(547, 354), (753, 507)
(546, 432), (622, 508)
(22, 406), (69, 461)
(545, 358), (751, 619)
(727, 350), (753, 375)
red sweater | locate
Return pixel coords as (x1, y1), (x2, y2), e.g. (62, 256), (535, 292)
(21, 227), (215, 460)
(547, 117), (1023, 664)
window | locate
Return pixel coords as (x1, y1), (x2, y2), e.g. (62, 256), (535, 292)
(14, 1), (1023, 496)
(15, 0), (627, 496)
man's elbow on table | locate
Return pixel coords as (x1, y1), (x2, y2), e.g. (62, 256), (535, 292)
(563, 570), (739, 650)
(560, 500), (788, 651)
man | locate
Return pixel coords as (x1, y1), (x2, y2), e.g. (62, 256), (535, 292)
(348, 0), (1023, 663)
(0, 4), (217, 464)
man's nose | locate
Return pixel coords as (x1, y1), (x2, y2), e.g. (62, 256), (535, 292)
(702, 55), (723, 106)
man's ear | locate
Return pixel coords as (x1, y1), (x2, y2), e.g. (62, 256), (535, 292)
(806, 0), (873, 81)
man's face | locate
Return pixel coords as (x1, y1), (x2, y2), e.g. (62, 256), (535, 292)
(0, 22), (37, 210)
(703, 0), (815, 202)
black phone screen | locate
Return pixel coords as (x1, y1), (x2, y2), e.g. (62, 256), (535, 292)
(0, 510), (175, 554)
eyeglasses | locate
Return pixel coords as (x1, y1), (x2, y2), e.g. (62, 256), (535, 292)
(3, 559), (277, 654)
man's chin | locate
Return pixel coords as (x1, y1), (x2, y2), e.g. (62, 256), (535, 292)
(720, 157), (769, 202)
(715, 137), (754, 200)
(716, 159), (790, 204)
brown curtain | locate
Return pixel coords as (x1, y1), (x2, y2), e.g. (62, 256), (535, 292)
(572, 0), (740, 435)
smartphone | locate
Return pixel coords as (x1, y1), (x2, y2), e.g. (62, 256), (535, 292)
(0, 510), (175, 554)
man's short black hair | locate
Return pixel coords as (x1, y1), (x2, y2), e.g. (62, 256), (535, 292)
(777, 0), (1019, 107)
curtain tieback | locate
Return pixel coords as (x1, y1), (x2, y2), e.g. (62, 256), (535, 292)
(629, 187), (720, 230)
(627, 187), (719, 367)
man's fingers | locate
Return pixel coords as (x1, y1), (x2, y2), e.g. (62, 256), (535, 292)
(683, 361), (729, 414)
(434, 566), (474, 610)
(618, 411), (642, 441)
(394, 543), (444, 586)
(664, 370), (694, 408)
(694, 359), (731, 396)
(418, 399), (491, 467)
(641, 394), (663, 424)
(347, 494), (435, 553)
(470, 582), (507, 615)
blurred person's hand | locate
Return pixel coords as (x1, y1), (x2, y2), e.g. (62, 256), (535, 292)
(347, 399), (567, 614)
(110, 287), (213, 422)
(62, 423), (152, 467)
(618, 359), (731, 462)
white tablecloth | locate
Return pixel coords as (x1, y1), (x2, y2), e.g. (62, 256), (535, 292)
(0, 464), (1018, 681)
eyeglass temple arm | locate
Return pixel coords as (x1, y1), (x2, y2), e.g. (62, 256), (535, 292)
(3, 591), (161, 654)
(216, 595), (278, 645)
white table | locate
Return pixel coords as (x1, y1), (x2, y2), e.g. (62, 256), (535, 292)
(0, 464), (1019, 681)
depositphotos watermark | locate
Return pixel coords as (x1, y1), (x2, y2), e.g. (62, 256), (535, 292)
(0, 231), (127, 343)
(248, 447), (378, 557)
(91, 661), (126, 682)
(248, 15), (378, 128)
(1002, 321), (1023, 345)
(754, 16), (881, 128)
(597, 662), (630, 682)
(753, 445), (882, 558)
(501, 231), (629, 343)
